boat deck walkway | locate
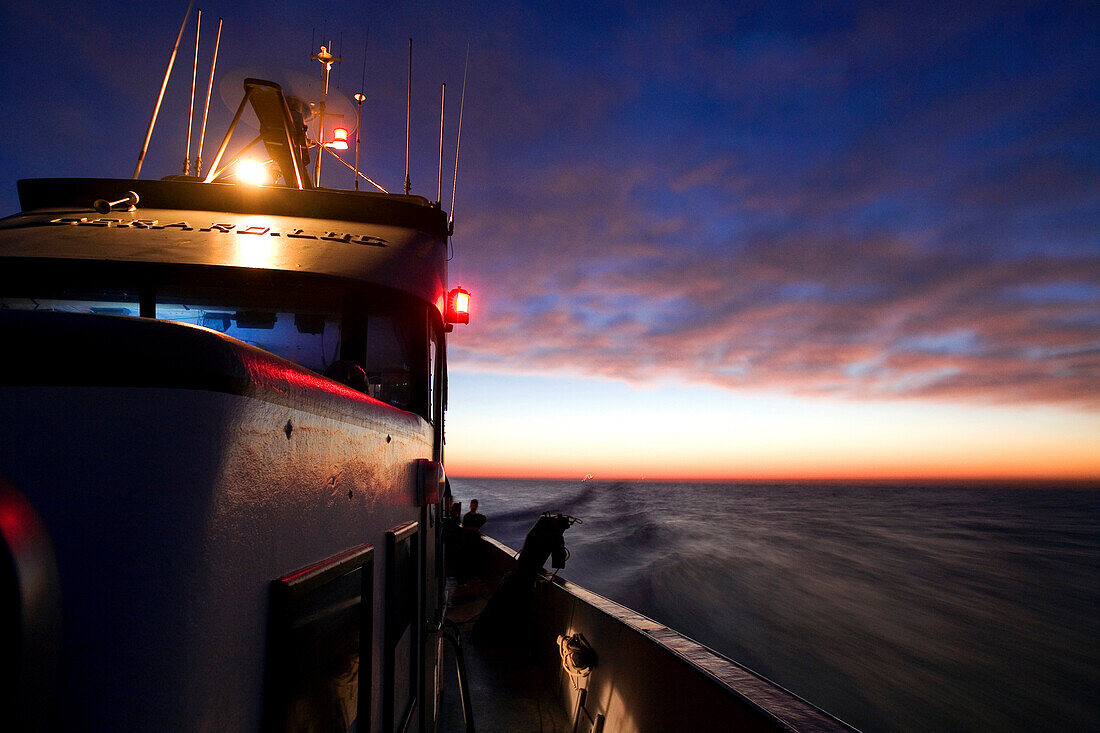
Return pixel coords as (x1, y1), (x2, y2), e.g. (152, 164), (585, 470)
(438, 577), (573, 733)
(436, 533), (859, 733)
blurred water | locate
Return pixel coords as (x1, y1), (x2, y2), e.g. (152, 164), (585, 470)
(449, 478), (1100, 732)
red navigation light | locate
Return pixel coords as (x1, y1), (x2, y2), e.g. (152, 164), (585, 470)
(329, 127), (349, 150)
(445, 286), (471, 325)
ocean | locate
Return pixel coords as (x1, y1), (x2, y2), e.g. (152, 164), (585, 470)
(448, 478), (1100, 732)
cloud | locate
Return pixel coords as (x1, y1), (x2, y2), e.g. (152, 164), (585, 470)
(451, 137), (1098, 406)
(1, 1), (1094, 409)
(441, 3), (1099, 408)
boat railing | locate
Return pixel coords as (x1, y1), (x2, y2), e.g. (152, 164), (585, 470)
(468, 534), (859, 732)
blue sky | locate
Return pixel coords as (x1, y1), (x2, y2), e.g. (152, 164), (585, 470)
(1, 1), (1097, 478)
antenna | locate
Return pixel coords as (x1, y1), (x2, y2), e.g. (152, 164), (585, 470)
(360, 30), (369, 90)
(336, 31), (343, 88)
(195, 17), (223, 178)
(437, 83), (445, 204)
(449, 44), (469, 232)
(133, 0), (195, 178)
(311, 44), (342, 187)
(353, 93), (366, 190)
(404, 38), (412, 195)
(353, 32), (368, 191)
(183, 8), (200, 175)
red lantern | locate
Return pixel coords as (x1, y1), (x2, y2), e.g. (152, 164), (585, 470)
(327, 128), (349, 150)
(445, 286), (470, 325)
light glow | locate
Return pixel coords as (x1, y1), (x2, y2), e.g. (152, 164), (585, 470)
(230, 217), (280, 268)
(444, 372), (1100, 481)
(237, 159), (269, 186)
(445, 287), (471, 324)
(325, 128), (350, 150)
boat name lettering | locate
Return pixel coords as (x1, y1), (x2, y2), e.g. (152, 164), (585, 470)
(41, 217), (388, 246)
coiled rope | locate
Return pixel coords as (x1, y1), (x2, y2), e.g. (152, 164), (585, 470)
(557, 633), (596, 689)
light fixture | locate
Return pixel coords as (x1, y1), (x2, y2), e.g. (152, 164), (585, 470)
(444, 286), (470, 325)
(237, 159), (269, 186)
(326, 127), (349, 150)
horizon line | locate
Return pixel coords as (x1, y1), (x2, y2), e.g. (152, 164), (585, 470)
(447, 474), (1100, 487)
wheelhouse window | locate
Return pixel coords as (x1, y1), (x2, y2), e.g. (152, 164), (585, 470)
(428, 320), (443, 426)
(155, 303), (341, 375)
(362, 313), (413, 408)
(1, 296), (140, 316)
(0, 269), (436, 421)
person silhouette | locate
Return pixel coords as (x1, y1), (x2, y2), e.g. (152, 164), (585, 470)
(462, 499), (486, 531)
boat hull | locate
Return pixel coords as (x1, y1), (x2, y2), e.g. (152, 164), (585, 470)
(0, 310), (437, 730)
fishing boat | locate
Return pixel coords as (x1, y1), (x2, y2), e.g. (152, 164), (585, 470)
(0, 26), (857, 733)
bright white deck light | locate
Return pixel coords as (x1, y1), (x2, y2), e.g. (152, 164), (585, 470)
(237, 159), (268, 186)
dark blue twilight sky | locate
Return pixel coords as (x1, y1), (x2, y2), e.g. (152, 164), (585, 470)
(1, 2), (1097, 476)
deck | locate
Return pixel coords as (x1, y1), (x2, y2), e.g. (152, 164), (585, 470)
(436, 534), (857, 733)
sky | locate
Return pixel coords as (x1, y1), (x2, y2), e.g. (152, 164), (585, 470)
(1, 1), (1097, 480)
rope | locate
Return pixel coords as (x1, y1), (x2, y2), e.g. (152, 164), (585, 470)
(557, 633), (595, 689)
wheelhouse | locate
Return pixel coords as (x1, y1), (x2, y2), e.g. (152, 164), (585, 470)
(0, 176), (451, 425)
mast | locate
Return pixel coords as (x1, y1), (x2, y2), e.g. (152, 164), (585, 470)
(195, 17), (223, 179)
(311, 44), (341, 187)
(353, 93), (366, 191)
(183, 8), (200, 175)
(437, 83), (445, 204)
(353, 33), (368, 191)
(404, 38), (412, 195)
(133, 0), (195, 178)
(450, 45), (469, 232)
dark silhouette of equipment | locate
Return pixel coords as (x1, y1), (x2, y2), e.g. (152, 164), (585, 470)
(473, 513), (579, 646)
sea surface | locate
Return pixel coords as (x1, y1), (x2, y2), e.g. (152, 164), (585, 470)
(448, 478), (1099, 732)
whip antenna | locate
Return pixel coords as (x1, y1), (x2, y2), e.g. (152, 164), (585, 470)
(353, 30), (368, 191)
(183, 8), (200, 174)
(134, 0), (195, 178)
(404, 38), (412, 195)
(195, 17), (222, 178)
(449, 44), (469, 232)
(359, 29), (369, 90)
(336, 32), (343, 88)
(437, 83), (445, 204)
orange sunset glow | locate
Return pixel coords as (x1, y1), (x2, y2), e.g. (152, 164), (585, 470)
(445, 374), (1100, 482)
